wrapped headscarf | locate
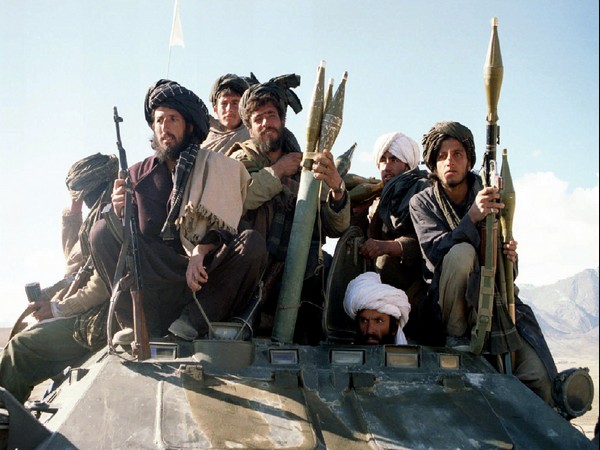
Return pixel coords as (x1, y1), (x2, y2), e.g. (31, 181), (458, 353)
(373, 132), (420, 170)
(421, 121), (476, 172)
(343, 272), (411, 345)
(65, 153), (119, 206)
(144, 79), (210, 143)
(238, 73), (302, 127)
(208, 74), (250, 106)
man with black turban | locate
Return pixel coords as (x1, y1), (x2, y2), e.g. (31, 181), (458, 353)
(0, 153), (116, 403)
(409, 120), (558, 407)
(90, 79), (267, 344)
(226, 74), (350, 344)
(203, 73), (252, 153)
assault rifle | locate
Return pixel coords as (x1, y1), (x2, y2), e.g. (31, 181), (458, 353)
(109, 107), (149, 360)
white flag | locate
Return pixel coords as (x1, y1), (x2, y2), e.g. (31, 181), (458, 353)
(169, 0), (185, 48)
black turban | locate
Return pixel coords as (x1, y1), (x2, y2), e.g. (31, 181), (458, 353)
(421, 121), (476, 172)
(208, 74), (250, 106)
(144, 79), (210, 143)
(239, 73), (302, 127)
(65, 153), (119, 207)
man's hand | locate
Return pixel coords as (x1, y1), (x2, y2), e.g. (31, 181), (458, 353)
(186, 244), (215, 292)
(468, 186), (504, 224)
(271, 152), (302, 179)
(314, 149), (344, 201)
(31, 301), (53, 321)
(69, 197), (84, 215)
(111, 178), (126, 218)
(360, 238), (403, 259)
(503, 239), (518, 263)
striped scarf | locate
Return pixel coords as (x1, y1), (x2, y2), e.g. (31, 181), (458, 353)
(160, 142), (199, 241)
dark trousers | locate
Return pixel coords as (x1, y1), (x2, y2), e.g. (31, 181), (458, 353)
(90, 218), (267, 338)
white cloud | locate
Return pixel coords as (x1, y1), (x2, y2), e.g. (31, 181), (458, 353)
(513, 172), (599, 286)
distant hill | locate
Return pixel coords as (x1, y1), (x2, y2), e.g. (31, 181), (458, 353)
(520, 268), (599, 334)
(519, 268), (599, 364)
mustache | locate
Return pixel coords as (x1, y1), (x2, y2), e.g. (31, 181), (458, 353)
(362, 334), (381, 343)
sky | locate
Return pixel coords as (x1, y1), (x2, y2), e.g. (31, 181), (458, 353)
(0, 1), (598, 325)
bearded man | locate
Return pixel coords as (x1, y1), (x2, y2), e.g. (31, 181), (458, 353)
(203, 73), (253, 153)
(226, 74), (350, 344)
(343, 272), (411, 345)
(89, 79), (267, 343)
(409, 120), (558, 405)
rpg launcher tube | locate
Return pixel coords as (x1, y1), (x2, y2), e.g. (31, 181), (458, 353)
(317, 72), (347, 153)
(343, 173), (380, 190)
(272, 167), (321, 343)
(272, 62), (327, 343)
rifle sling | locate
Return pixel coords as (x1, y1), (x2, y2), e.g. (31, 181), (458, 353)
(470, 266), (495, 354)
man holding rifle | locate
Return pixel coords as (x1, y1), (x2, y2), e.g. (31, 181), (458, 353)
(90, 79), (267, 344)
(409, 120), (557, 405)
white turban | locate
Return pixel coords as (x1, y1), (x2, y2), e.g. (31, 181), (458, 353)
(373, 132), (420, 171)
(343, 272), (411, 345)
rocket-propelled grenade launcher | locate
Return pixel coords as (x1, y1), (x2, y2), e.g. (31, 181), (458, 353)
(272, 62), (348, 343)
(470, 17), (505, 355)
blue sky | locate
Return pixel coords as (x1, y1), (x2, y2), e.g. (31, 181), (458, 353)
(1, 0), (598, 325)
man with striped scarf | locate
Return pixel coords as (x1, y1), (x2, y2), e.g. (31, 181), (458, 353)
(89, 79), (267, 344)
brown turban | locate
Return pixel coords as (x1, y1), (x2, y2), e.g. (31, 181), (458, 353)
(238, 74), (302, 128)
(421, 121), (476, 172)
(144, 79), (210, 143)
(208, 74), (250, 106)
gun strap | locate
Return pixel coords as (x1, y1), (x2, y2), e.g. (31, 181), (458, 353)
(470, 266), (495, 354)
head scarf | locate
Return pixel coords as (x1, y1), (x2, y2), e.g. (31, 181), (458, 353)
(65, 153), (119, 206)
(343, 272), (411, 345)
(373, 132), (421, 170)
(144, 79), (210, 143)
(421, 121), (476, 172)
(208, 74), (250, 106)
(238, 73), (302, 127)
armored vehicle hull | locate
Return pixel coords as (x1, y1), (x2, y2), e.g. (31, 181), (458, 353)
(2, 336), (595, 449)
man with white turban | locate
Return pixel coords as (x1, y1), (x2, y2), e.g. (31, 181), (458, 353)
(357, 132), (432, 343)
(343, 272), (411, 345)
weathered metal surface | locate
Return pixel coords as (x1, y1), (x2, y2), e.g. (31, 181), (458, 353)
(13, 339), (593, 450)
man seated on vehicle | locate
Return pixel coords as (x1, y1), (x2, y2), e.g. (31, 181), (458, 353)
(227, 74), (350, 344)
(343, 271), (411, 345)
(203, 73), (253, 153)
(89, 79), (267, 343)
(0, 153), (116, 403)
(357, 131), (435, 343)
(409, 120), (557, 404)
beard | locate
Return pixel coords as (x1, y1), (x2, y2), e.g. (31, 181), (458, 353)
(441, 171), (468, 190)
(151, 131), (193, 163)
(254, 127), (284, 154)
